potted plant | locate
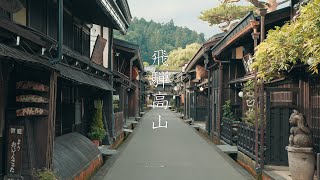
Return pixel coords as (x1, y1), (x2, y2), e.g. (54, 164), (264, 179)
(88, 100), (107, 147)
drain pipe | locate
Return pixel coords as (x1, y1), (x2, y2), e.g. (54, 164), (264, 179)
(50, 0), (63, 64)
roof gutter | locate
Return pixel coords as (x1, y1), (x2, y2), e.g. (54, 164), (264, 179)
(101, 0), (128, 34)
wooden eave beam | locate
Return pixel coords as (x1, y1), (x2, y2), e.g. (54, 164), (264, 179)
(265, 10), (290, 25)
(0, 18), (49, 48)
(213, 24), (252, 56)
(114, 45), (135, 54)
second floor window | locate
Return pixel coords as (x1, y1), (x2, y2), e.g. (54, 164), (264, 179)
(12, 0), (27, 25)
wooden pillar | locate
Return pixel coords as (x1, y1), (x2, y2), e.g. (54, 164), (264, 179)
(218, 63), (223, 138)
(102, 92), (112, 144)
(0, 62), (9, 176)
(250, 19), (260, 169)
(135, 88), (139, 117)
(258, 9), (267, 170)
(47, 71), (58, 168)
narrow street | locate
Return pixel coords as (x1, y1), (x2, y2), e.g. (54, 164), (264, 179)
(95, 108), (253, 180)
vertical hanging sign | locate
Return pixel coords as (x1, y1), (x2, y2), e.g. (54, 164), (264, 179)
(5, 126), (24, 180)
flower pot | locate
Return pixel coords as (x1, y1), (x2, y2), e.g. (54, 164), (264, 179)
(286, 146), (315, 180)
(92, 140), (100, 147)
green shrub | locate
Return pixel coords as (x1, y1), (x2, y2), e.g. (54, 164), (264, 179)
(178, 106), (184, 113)
(170, 99), (175, 108)
(88, 100), (107, 141)
(32, 168), (57, 180)
(242, 80), (265, 125)
(88, 127), (106, 140)
(222, 100), (235, 120)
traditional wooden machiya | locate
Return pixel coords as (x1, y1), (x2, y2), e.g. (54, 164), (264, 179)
(175, 4), (304, 176)
(0, 0), (133, 179)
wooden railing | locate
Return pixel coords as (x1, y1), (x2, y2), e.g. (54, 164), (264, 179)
(221, 118), (239, 145)
(237, 122), (265, 162)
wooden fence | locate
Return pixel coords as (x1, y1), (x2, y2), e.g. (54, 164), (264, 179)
(114, 112), (124, 137)
(237, 122), (265, 162)
(221, 118), (239, 145)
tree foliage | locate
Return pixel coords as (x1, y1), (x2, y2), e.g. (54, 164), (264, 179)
(222, 0), (289, 11)
(200, 0), (289, 32)
(143, 62), (149, 66)
(222, 100), (235, 120)
(199, 4), (255, 32)
(159, 43), (201, 70)
(114, 18), (205, 64)
(252, 0), (320, 81)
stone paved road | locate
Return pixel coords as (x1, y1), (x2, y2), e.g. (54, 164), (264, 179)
(96, 108), (253, 180)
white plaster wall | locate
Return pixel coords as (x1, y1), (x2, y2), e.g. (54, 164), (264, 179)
(90, 24), (102, 57)
(102, 27), (110, 69)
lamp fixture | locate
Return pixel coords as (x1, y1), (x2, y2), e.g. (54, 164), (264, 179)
(307, 57), (315, 66)
(238, 91), (244, 98)
(16, 36), (20, 46)
(41, 47), (46, 55)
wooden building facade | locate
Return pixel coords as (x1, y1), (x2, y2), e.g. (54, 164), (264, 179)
(175, 4), (314, 175)
(0, 0), (135, 179)
(113, 38), (144, 137)
(182, 33), (224, 123)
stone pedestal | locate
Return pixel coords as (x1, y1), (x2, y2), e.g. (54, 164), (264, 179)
(286, 146), (315, 180)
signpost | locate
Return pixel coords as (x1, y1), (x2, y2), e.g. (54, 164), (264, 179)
(4, 126), (24, 180)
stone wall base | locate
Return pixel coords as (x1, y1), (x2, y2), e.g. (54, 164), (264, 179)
(110, 132), (125, 150)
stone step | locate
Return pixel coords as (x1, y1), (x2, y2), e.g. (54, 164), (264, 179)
(127, 120), (139, 124)
(123, 128), (133, 133)
(216, 144), (238, 154)
(98, 145), (118, 155)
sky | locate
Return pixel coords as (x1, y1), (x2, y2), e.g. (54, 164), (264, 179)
(128, 0), (223, 39)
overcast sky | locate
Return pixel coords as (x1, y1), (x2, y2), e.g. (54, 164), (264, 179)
(128, 0), (223, 39)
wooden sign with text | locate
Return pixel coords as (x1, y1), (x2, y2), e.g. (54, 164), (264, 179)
(5, 126), (24, 180)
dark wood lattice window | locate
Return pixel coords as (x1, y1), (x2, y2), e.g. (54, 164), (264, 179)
(29, 0), (47, 34)
(82, 26), (90, 57)
(73, 23), (82, 54)
(64, 12), (73, 48)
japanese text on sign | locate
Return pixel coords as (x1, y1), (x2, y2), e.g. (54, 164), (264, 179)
(152, 50), (168, 66)
(6, 126), (24, 179)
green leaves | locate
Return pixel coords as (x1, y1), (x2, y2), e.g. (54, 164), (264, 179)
(115, 18), (205, 65)
(199, 3), (255, 30)
(222, 100), (235, 120)
(89, 100), (107, 141)
(159, 43), (201, 70)
(253, 0), (320, 81)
